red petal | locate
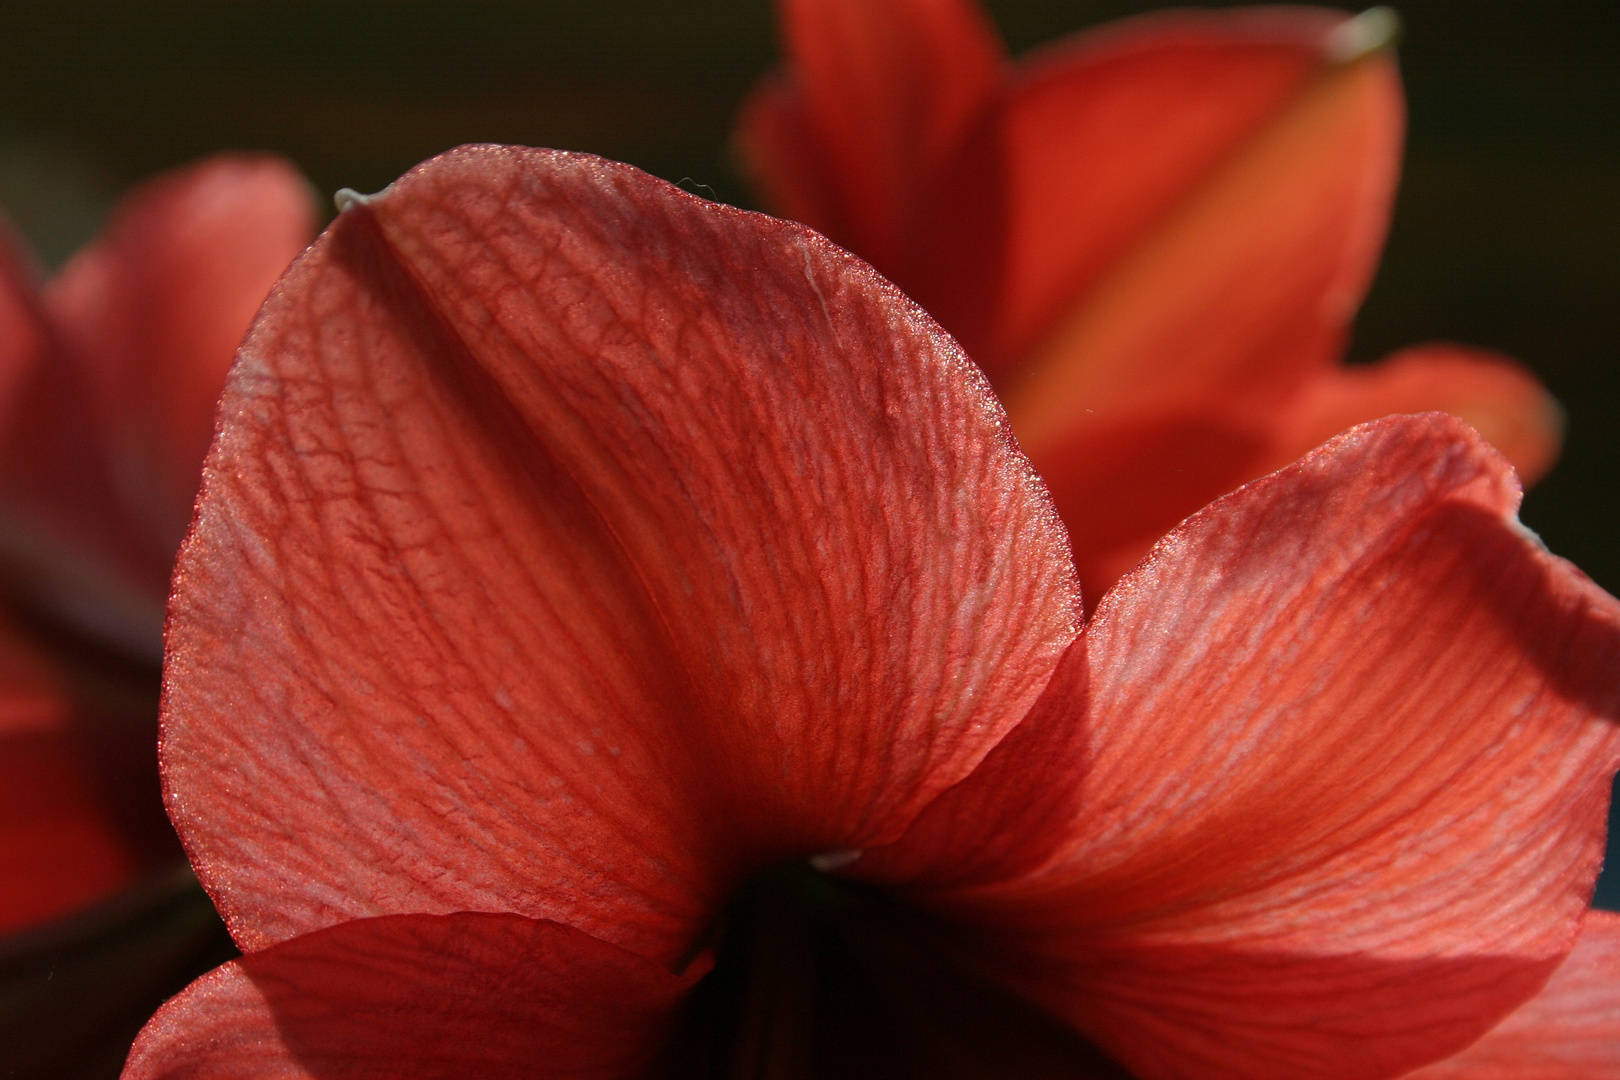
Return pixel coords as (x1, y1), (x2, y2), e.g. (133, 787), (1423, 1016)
(1021, 403), (1274, 601)
(1001, 20), (1402, 448)
(733, 73), (848, 247)
(1275, 343), (1565, 487)
(122, 913), (693, 1079)
(162, 147), (1080, 964)
(44, 154), (315, 559)
(0, 613), (135, 931)
(1407, 910), (1620, 1078)
(868, 415), (1620, 1080)
(745, 0), (1004, 272)
(992, 7), (1363, 370)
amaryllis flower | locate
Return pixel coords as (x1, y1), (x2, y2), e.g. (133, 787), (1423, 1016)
(736, 0), (1564, 598)
(0, 155), (315, 933)
(123, 146), (1620, 1079)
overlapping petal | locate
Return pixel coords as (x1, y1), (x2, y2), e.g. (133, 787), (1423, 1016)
(1408, 910), (1620, 1078)
(1002, 38), (1401, 444)
(1278, 344), (1563, 487)
(863, 415), (1620, 1080)
(121, 913), (694, 1080)
(740, 1), (1566, 602)
(753, 0), (1002, 271)
(161, 146), (1080, 965)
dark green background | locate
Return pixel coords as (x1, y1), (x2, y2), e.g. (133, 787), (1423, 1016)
(1, 0), (1616, 894)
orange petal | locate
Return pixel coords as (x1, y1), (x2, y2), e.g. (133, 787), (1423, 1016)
(162, 147), (1080, 967)
(1002, 17), (1403, 453)
(994, 6), (1355, 371)
(1406, 910), (1620, 1078)
(1275, 343), (1564, 487)
(873, 415), (1620, 1080)
(122, 913), (694, 1079)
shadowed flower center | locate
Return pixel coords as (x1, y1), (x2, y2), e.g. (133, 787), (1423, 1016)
(665, 863), (1128, 1079)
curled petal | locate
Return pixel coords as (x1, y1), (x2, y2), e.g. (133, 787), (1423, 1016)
(122, 913), (694, 1079)
(162, 146), (1080, 964)
(871, 415), (1620, 1080)
(1407, 910), (1620, 1078)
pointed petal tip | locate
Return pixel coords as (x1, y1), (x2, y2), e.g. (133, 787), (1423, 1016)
(332, 188), (373, 214)
(1326, 7), (1402, 63)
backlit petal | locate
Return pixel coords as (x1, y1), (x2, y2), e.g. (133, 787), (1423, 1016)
(871, 415), (1620, 1080)
(1001, 26), (1402, 446)
(993, 6), (1356, 371)
(121, 913), (693, 1080)
(1406, 910), (1620, 1078)
(162, 146), (1080, 965)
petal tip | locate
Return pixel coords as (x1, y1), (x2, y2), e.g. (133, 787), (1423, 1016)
(333, 187), (379, 214)
(1326, 6), (1403, 63)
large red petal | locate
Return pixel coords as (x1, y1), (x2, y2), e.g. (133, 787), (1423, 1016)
(45, 154), (316, 561)
(121, 912), (693, 1079)
(1407, 910), (1620, 1078)
(865, 415), (1620, 1080)
(162, 146), (1080, 964)
(1000, 15), (1402, 446)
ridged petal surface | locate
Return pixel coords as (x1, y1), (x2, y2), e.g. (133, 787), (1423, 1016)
(862, 415), (1620, 1080)
(162, 146), (1080, 965)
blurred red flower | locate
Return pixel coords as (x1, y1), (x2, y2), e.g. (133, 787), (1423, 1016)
(0, 155), (314, 933)
(123, 147), (1620, 1079)
(736, 0), (1564, 600)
